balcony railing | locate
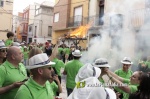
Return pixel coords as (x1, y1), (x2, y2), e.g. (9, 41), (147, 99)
(68, 15), (84, 27)
(67, 15), (106, 28)
(129, 8), (150, 28)
(84, 15), (104, 26)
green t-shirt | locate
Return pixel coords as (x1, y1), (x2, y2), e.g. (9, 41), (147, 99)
(123, 84), (138, 99)
(14, 78), (54, 99)
(115, 69), (133, 79)
(23, 51), (29, 59)
(58, 47), (63, 54)
(50, 81), (58, 96)
(5, 39), (13, 46)
(99, 77), (105, 84)
(64, 59), (83, 89)
(121, 78), (138, 99)
(114, 69), (133, 93)
(145, 61), (150, 68)
(52, 58), (65, 76)
(0, 60), (27, 99)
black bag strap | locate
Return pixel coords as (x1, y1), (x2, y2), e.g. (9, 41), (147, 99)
(24, 84), (34, 98)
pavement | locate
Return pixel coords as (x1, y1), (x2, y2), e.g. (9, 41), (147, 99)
(59, 69), (67, 99)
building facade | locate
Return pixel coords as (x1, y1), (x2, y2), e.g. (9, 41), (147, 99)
(33, 2), (54, 43)
(52, 0), (89, 48)
(0, 0), (13, 40)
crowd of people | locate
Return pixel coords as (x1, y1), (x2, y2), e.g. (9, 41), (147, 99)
(0, 32), (150, 99)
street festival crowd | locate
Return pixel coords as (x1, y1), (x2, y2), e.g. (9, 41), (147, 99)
(0, 32), (150, 99)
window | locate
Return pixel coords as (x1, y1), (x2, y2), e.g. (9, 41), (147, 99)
(54, 13), (59, 22)
(34, 26), (37, 37)
(146, 0), (150, 8)
(29, 26), (32, 32)
(0, 0), (4, 7)
(35, 9), (39, 15)
(99, 0), (105, 25)
(48, 26), (52, 36)
(74, 6), (82, 26)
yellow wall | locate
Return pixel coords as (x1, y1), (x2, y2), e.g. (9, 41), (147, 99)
(70, 0), (89, 17)
(52, 30), (69, 44)
(0, 31), (7, 40)
(0, 0), (13, 41)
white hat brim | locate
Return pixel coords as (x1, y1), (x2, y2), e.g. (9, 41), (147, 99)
(105, 88), (116, 99)
(0, 47), (7, 49)
(26, 61), (55, 69)
(72, 53), (82, 57)
(121, 61), (133, 64)
(93, 64), (111, 68)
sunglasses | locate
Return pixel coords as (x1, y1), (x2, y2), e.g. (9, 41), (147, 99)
(43, 66), (52, 70)
(0, 49), (7, 53)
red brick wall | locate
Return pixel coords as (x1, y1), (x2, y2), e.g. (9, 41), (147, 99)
(53, 0), (71, 30)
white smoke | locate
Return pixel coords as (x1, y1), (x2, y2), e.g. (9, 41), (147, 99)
(80, 0), (150, 71)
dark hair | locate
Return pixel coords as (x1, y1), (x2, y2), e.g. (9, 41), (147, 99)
(129, 72), (150, 99)
(73, 56), (81, 60)
(7, 32), (14, 38)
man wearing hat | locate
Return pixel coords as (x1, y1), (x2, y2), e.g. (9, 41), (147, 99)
(115, 57), (133, 79)
(14, 53), (55, 99)
(0, 40), (7, 65)
(114, 57), (133, 97)
(93, 58), (111, 84)
(63, 50), (83, 96)
(0, 46), (27, 99)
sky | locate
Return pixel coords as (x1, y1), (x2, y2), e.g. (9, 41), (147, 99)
(13, 0), (55, 15)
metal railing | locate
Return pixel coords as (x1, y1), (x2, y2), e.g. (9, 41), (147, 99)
(67, 15), (105, 27)
(129, 8), (150, 28)
(68, 15), (84, 27)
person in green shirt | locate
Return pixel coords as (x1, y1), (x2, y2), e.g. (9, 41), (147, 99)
(106, 70), (143, 99)
(93, 58), (111, 85)
(63, 50), (83, 96)
(23, 46), (29, 66)
(15, 53), (56, 99)
(129, 72), (150, 99)
(5, 32), (14, 47)
(52, 58), (64, 83)
(48, 71), (62, 97)
(114, 57), (133, 96)
(0, 40), (7, 65)
(0, 46), (27, 99)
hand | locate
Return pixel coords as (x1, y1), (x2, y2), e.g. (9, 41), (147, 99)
(53, 75), (59, 83)
(12, 81), (24, 88)
(116, 92), (121, 99)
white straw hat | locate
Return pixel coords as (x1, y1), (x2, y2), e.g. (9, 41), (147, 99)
(72, 50), (82, 57)
(75, 63), (101, 82)
(0, 40), (7, 49)
(93, 58), (110, 68)
(26, 53), (55, 69)
(121, 57), (133, 65)
(67, 77), (116, 99)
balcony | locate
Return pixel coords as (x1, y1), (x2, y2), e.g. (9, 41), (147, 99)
(129, 8), (150, 29)
(68, 15), (84, 27)
(67, 15), (106, 28)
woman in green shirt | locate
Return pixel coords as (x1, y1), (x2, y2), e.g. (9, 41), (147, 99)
(106, 70), (143, 99)
(129, 72), (150, 99)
